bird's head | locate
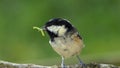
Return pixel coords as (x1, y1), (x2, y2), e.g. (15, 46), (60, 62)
(42, 18), (74, 40)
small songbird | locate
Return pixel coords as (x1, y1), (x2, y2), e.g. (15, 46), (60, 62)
(42, 18), (85, 68)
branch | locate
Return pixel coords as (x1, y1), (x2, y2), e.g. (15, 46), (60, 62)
(0, 60), (119, 68)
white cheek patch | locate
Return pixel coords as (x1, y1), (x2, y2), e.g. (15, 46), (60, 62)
(47, 25), (67, 36)
(47, 25), (62, 34)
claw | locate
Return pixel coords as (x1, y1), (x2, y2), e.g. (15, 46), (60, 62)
(61, 56), (66, 68)
(76, 55), (86, 68)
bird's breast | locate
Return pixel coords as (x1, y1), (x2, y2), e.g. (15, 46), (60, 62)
(49, 34), (84, 58)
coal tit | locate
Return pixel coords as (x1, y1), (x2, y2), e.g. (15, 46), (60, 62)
(42, 18), (85, 68)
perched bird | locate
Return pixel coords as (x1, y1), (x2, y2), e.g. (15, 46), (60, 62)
(42, 18), (85, 68)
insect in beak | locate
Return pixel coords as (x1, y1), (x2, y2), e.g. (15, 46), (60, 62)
(33, 26), (45, 36)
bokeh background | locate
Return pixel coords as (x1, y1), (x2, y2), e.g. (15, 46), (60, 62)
(0, 0), (120, 66)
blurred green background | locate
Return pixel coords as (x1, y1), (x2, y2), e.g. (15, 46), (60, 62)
(0, 0), (120, 66)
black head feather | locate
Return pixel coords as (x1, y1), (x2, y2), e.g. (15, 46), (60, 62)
(45, 18), (74, 31)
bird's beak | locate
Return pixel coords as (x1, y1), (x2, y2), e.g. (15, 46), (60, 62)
(41, 26), (46, 31)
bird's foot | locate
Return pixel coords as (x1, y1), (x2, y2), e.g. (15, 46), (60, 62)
(79, 62), (86, 68)
(61, 63), (66, 68)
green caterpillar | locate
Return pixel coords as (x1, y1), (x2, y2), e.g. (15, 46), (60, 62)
(33, 26), (45, 36)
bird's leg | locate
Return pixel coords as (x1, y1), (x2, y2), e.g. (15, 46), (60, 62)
(61, 56), (65, 68)
(76, 55), (85, 68)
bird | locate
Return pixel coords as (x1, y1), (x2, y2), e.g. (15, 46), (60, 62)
(41, 18), (85, 68)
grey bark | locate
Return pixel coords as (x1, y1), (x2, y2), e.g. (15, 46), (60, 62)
(0, 60), (119, 68)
